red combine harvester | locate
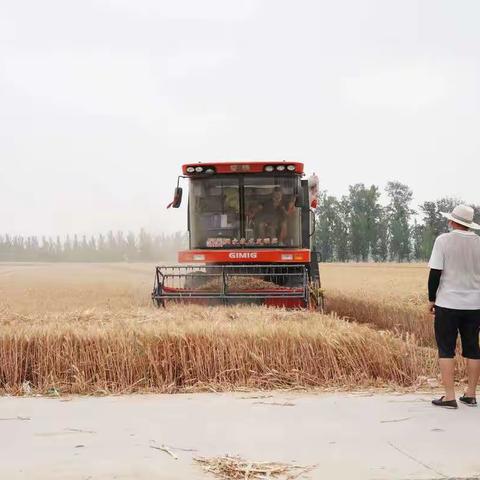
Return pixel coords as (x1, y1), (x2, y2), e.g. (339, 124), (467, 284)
(152, 161), (323, 309)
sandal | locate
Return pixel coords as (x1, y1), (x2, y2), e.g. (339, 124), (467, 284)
(459, 395), (477, 407)
(432, 396), (458, 409)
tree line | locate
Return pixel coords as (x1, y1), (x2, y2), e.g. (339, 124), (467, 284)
(0, 230), (187, 262)
(313, 180), (480, 262)
(2, 181), (477, 263)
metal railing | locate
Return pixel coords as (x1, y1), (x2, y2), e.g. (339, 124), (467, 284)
(152, 264), (308, 306)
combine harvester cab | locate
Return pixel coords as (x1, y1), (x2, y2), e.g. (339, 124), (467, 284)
(152, 161), (323, 310)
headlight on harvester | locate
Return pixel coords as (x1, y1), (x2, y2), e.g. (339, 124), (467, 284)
(186, 166), (195, 173)
(276, 165), (286, 171)
(264, 165), (275, 172)
(287, 165), (296, 171)
(195, 166), (204, 173)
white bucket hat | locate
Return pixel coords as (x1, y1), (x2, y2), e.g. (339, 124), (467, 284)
(441, 204), (480, 230)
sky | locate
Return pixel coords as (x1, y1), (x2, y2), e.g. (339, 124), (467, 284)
(1, 0), (479, 237)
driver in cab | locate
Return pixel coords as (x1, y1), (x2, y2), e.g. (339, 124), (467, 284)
(256, 188), (288, 242)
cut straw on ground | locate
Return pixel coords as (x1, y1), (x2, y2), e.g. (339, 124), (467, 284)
(194, 455), (314, 479)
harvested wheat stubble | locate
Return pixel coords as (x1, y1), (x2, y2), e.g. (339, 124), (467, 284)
(0, 305), (437, 395)
(194, 455), (313, 479)
(321, 263), (433, 346)
(326, 291), (434, 347)
(197, 276), (278, 292)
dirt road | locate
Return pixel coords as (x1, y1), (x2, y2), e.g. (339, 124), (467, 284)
(1, 392), (478, 479)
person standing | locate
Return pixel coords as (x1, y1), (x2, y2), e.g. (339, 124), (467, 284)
(428, 205), (480, 408)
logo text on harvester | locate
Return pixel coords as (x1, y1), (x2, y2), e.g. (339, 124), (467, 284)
(228, 252), (258, 259)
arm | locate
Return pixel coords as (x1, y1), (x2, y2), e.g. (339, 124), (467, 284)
(427, 237), (444, 314)
(428, 269), (442, 313)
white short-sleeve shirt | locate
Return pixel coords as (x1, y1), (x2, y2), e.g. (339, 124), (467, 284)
(428, 230), (480, 310)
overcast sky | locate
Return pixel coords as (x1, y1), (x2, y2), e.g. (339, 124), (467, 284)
(1, 0), (479, 236)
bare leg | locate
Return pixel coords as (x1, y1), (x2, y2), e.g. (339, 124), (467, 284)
(465, 359), (480, 397)
(439, 358), (456, 401)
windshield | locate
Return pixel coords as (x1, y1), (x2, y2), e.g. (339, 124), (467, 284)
(189, 175), (301, 249)
(189, 177), (241, 249)
(244, 176), (301, 247)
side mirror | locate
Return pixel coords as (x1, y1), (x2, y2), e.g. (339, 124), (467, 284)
(168, 187), (183, 209)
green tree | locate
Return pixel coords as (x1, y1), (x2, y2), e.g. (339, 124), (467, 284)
(125, 231), (137, 262)
(138, 228), (153, 261)
(385, 181), (414, 262)
(314, 191), (338, 262)
(412, 220), (425, 261)
(470, 204), (480, 231)
(372, 207), (389, 261)
(419, 197), (462, 259)
(334, 196), (350, 262)
(347, 184), (382, 262)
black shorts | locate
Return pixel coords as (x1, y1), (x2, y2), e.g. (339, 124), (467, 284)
(434, 306), (480, 359)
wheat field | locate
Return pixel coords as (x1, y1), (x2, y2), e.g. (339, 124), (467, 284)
(321, 263), (434, 346)
(0, 262), (442, 395)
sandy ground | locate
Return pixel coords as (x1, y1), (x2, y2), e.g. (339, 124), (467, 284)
(1, 392), (479, 480)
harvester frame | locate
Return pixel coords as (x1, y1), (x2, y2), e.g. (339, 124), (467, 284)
(153, 161), (322, 310)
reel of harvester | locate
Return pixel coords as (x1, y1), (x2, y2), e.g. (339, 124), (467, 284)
(152, 264), (321, 309)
